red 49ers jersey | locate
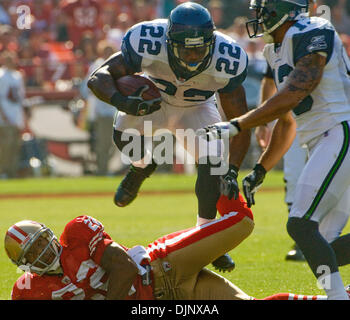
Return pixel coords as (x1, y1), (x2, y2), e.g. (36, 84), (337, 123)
(11, 215), (114, 300)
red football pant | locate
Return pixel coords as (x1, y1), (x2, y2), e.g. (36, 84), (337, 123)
(147, 195), (254, 300)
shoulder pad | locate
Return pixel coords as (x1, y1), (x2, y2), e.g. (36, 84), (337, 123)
(122, 19), (167, 72)
(290, 18), (335, 65)
(213, 32), (248, 78)
(60, 216), (104, 249)
(213, 32), (248, 92)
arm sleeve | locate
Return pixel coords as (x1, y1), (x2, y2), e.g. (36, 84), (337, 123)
(292, 28), (335, 65)
(121, 27), (143, 73)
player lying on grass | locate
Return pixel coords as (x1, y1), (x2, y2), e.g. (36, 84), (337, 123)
(4, 195), (333, 300)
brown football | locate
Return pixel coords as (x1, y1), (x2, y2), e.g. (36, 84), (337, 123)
(115, 75), (161, 100)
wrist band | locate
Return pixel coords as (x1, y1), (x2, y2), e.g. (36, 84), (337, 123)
(229, 164), (239, 173)
(230, 119), (241, 132)
(254, 163), (267, 175)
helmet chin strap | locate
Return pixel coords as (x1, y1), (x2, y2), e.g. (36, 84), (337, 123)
(265, 13), (289, 35)
(174, 47), (207, 72)
(261, 12), (290, 44)
(262, 32), (274, 43)
(181, 61), (201, 72)
(262, 10), (308, 44)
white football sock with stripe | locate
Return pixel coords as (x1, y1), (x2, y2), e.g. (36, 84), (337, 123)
(322, 272), (349, 300)
(287, 293), (327, 300)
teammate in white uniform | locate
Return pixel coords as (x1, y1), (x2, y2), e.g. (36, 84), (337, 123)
(198, 0), (350, 299)
(254, 0), (350, 262)
(87, 2), (252, 272)
(258, 64), (350, 261)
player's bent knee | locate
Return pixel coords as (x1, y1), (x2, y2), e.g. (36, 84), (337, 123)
(286, 217), (303, 241)
(241, 216), (254, 239)
(222, 216), (254, 252)
(286, 217), (318, 241)
(216, 194), (254, 220)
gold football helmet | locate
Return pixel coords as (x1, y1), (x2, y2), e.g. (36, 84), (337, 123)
(4, 220), (62, 276)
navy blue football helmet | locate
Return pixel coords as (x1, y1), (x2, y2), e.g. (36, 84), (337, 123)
(246, 0), (309, 41)
(166, 2), (216, 80)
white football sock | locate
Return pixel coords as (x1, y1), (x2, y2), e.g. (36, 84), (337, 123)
(132, 148), (153, 169)
(321, 272), (349, 300)
(196, 216), (215, 226)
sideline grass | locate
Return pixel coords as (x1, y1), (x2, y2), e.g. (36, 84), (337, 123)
(1, 171), (349, 300)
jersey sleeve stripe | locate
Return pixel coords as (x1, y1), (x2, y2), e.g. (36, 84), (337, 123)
(121, 29), (143, 73)
(292, 28), (335, 65)
(89, 231), (104, 255)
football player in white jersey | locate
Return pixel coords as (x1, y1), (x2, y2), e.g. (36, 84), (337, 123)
(197, 0), (350, 299)
(87, 2), (251, 272)
(253, 1), (350, 262)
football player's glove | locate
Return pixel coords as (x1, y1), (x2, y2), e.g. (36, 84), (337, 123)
(220, 164), (239, 200)
(196, 119), (241, 141)
(242, 163), (266, 207)
(111, 85), (161, 116)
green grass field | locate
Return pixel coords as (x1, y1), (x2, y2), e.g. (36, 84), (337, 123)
(1, 171), (349, 300)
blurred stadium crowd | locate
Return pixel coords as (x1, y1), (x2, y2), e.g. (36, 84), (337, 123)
(0, 0), (350, 178)
(0, 0), (266, 92)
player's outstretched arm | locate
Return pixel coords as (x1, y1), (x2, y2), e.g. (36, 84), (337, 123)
(216, 85), (251, 200)
(255, 76), (277, 149)
(197, 53), (326, 140)
(242, 112), (296, 207)
(100, 242), (139, 300)
(219, 84), (251, 169)
(257, 112), (296, 172)
(237, 53), (326, 130)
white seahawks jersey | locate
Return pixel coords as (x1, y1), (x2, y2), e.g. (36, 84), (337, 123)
(121, 19), (248, 108)
(263, 16), (350, 145)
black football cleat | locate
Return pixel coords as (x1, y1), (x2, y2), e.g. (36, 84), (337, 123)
(285, 243), (305, 261)
(212, 253), (236, 272)
(114, 162), (157, 207)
